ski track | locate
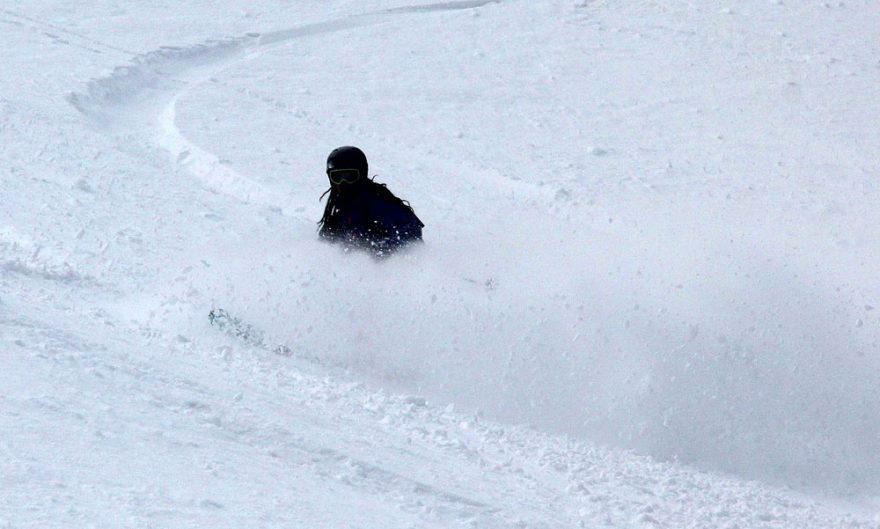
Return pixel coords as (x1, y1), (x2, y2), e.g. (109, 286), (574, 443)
(68, 0), (504, 215)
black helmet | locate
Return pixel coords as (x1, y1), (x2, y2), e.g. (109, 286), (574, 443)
(326, 146), (368, 181)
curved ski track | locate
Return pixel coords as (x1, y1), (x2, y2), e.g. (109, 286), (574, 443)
(68, 1), (501, 215)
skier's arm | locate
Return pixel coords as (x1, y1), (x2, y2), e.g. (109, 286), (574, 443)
(366, 199), (423, 255)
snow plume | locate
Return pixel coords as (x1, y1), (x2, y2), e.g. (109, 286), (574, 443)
(614, 223), (880, 494)
(179, 188), (880, 496)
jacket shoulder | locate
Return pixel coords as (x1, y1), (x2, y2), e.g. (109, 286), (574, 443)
(368, 182), (424, 228)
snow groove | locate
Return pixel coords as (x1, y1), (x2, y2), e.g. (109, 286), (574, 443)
(68, 2), (501, 207)
(67, 37), (252, 124)
(69, 32), (298, 209)
(383, 0), (500, 14)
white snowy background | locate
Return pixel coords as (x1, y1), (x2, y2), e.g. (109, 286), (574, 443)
(1, 0), (879, 527)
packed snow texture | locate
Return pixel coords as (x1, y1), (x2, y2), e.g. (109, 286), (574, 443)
(2, 0), (879, 527)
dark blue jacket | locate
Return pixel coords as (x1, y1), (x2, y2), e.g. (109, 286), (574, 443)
(318, 180), (424, 256)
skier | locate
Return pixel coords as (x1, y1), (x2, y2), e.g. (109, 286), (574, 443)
(318, 146), (424, 256)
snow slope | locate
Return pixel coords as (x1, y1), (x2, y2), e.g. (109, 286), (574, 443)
(2, 0), (879, 527)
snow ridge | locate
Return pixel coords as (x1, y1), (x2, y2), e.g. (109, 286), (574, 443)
(67, 37), (250, 122)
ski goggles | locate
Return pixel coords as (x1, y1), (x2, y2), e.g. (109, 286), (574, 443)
(327, 168), (361, 185)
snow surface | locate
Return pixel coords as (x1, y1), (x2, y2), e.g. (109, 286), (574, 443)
(2, 0), (880, 527)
